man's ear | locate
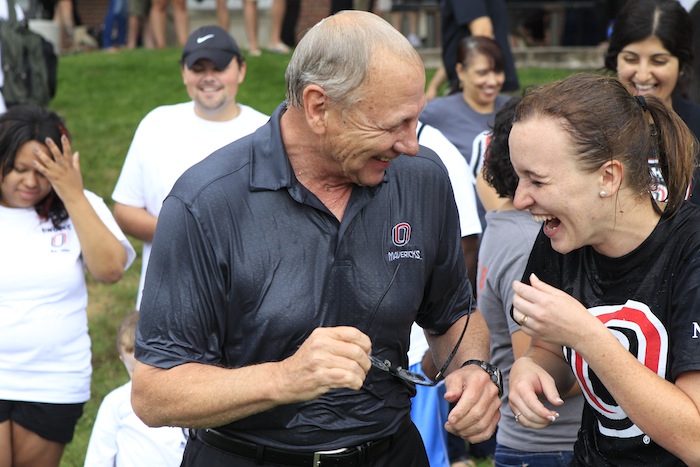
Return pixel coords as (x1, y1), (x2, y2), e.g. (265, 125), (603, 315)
(303, 84), (329, 135)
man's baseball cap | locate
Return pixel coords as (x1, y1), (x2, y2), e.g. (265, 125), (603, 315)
(182, 25), (242, 70)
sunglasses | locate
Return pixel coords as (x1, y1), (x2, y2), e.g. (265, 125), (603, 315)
(365, 264), (473, 386)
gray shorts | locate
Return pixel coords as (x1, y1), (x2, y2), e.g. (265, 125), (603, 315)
(128, 0), (152, 17)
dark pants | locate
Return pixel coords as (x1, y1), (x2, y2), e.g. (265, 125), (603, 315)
(181, 420), (429, 467)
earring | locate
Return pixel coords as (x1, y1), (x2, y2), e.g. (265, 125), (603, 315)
(599, 191), (607, 198)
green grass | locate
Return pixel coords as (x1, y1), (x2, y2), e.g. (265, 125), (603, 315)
(50, 48), (580, 466)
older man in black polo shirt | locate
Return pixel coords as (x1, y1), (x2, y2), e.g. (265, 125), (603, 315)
(131, 10), (501, 467)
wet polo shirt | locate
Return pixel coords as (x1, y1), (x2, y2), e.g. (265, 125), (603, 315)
(135, 103), (473, 451)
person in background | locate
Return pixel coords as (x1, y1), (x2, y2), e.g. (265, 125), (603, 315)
(126, 0), (153, 49)
(416, 120), (481, 290)
(239, 0), (290, 56)
(684, 0), (700, 104)
(390, 0), (421, 48)
(421, 35), (510, 230)
(508, 73), (700, 466)
(84, 310), (187, 466)
(605, 0), (700, 203)
(112, 24), (268, 310)
(150, 0), (188, 47)
(0, 105), (135, 467)
(280, 0), (300, 47)
(425, 0), (518, 101)
(53, 0), (75, 50)
(0, 0), (25, 114)
(408, 121), (483, 467)
(215, 0), (230, 31)
(477, 96), (584, 467)
(102, 0), (128, 52)
(407, 323), (450, 467)
(131, 11), (501, 466)
(422, 34), (510, 464)
(50, 0), (97, 52)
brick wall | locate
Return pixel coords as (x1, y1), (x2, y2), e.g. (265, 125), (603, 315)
(76, 0), (110, 30)
(297, 0), (329, 40)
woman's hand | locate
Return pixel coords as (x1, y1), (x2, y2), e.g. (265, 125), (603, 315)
(512, 273), (605, 350)
(508, 356), (563, 429)
(33, 135), (84, 205)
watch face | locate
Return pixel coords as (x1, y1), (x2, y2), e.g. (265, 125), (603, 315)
(463, 360), (503, 397)
(490, 366), (503, 397)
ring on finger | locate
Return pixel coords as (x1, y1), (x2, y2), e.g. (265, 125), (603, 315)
(514, 412), (522, 423)
(518, 314), (528, 327)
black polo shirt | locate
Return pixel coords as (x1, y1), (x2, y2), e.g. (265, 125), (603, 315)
(136, 103), (472, 450)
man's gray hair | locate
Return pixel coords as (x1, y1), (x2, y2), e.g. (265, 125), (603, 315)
(285, 11), (423, 109)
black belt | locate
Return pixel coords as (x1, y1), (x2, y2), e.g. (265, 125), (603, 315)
(193, 426), (396, 466)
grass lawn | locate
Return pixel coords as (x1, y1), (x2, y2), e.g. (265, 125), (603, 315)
(48, 47), (580, 466)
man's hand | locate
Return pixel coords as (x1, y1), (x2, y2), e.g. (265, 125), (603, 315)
(443, 364), (501, 442)
(278, 327), (372, 403)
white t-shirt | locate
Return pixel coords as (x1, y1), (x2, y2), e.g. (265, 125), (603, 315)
(680, 0), (699, 11)
(0, 0), (26, 113)
(416, 122), (482, 238)
(84, 380), (187, 467)
(112, 101), (269, 308)
(0, 191), (136, 403)
(408, 123), (482, 367)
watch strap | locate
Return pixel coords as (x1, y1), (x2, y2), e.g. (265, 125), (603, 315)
(461, 359), (503, 397)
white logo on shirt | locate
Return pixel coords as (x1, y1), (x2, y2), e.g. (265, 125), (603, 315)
(197, 34), (215, 44)
(388, 222), (422, 261)
(392, 222), (411, 247)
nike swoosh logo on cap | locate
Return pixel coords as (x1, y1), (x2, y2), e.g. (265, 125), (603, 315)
(197, 34), (215, 44)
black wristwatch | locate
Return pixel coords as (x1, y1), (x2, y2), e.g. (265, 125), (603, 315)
(461, 360), (503, 397)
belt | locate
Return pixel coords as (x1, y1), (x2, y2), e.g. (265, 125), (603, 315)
(193, 427), (395, 466)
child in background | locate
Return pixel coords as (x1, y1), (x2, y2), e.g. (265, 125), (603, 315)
(84, 310), (187, 466)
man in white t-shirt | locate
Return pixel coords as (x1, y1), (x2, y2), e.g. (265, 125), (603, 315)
(112, 24), (269, 308)
(417, 121), (481, 288)
(410, 122), (482, 467)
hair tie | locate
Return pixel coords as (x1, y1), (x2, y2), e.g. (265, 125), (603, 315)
(636, 95), (648, 112)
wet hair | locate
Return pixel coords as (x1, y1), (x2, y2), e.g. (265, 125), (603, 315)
(605, 0), (694, 97)
(449, 35), (505, 95)
(513, 73), (697, 217)
(0, 105), (69, 228)
(116, 310), (139, 356)
(482, 95), (522, 199)
(285, 10), (423, 109)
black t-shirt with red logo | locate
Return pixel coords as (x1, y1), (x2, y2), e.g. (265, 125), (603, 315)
(522, 202), (700, 466)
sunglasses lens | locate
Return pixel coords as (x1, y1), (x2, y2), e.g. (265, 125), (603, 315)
(397, 368), (434, 386)
(369, 355), (435, 385)
(369, 355), (390, 371)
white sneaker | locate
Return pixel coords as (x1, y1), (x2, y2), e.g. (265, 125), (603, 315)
(407, 34), (421, 48)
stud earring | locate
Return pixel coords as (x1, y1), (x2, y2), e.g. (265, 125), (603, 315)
(599, 191), (607, 198)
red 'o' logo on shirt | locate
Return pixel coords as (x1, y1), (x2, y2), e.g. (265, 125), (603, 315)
(392, 222), (411, 247)
(51, 232), (67, 248)
(567, 300), (667, 439)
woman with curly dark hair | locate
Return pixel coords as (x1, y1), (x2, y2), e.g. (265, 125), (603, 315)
(0, 105), (135, 467)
